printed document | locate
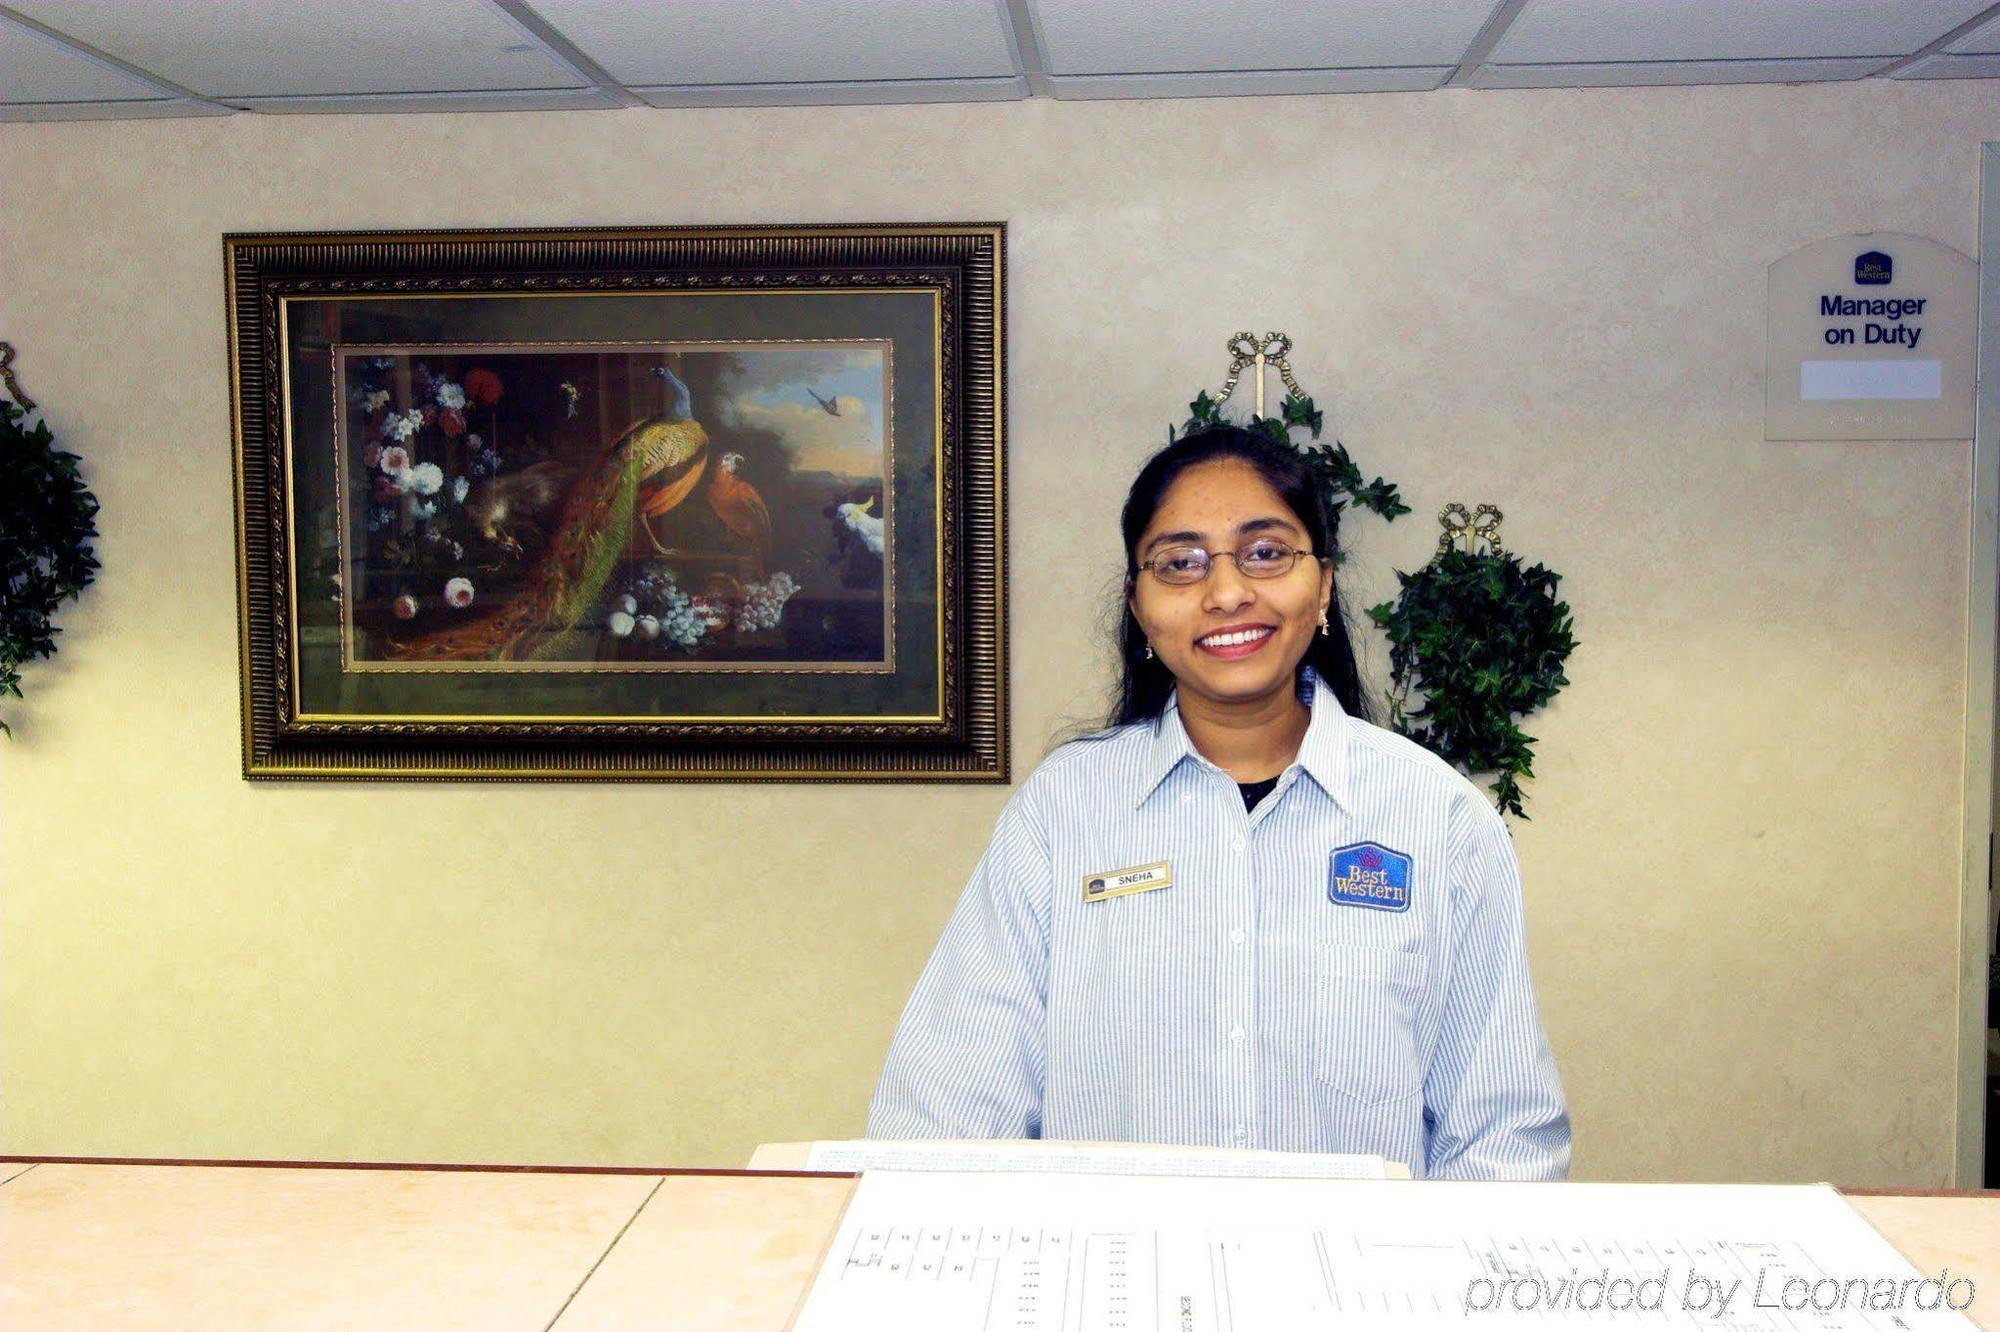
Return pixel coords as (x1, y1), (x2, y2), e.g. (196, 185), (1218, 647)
(790, 1171), (1977, 1330)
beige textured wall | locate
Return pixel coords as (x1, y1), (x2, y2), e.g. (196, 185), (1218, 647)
(3, 80), (1992, 1184)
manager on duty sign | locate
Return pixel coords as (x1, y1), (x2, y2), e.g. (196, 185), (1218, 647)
(1766, 232), (1975, 441)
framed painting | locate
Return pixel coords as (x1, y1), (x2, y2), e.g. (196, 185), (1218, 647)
(225, 224), (1005, 780)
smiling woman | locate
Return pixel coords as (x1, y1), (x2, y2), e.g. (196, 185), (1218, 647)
(1120, 440), (1348, 783)
(868, 425), (1572, 1179)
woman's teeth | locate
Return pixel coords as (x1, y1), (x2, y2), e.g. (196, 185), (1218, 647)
(1199, 627), (1273, 648)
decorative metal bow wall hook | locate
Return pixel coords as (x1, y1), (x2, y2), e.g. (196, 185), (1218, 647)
(1432, 502), (1504, 562)
(0, 342), (35, 412)
(1215, 332), (1302, 420)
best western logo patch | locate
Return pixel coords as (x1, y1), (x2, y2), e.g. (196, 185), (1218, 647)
(1329, 842), (1412, 912)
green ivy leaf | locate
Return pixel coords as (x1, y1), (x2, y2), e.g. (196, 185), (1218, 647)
(1280, 392), (1324, 436)
(0, 396), (100, 736)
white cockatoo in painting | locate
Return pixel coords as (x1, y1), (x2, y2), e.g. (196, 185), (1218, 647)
(835, 495), (883, 557)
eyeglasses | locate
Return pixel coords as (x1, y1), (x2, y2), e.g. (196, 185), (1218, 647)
(1132, 539), (1321, 587)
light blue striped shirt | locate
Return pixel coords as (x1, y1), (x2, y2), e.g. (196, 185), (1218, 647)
(868, 666), (1571, 1180)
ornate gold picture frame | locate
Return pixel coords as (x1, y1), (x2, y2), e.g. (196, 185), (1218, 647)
(225, 224), (1005, 780)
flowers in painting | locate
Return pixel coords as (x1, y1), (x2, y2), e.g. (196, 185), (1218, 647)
(383, 409), (423, 443)
(464, 368), (503, 405)
(406, 462), (444, 497)
(347, 356), (566, 646)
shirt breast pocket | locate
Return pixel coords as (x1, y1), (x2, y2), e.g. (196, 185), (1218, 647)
(1312, 944), (1426, 1106)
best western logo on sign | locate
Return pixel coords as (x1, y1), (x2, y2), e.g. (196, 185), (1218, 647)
(1853, 250), (1891, 285)
(1766, 232), (1974, 442)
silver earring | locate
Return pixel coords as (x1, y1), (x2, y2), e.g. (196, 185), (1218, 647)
(1144, 641), (1155, 659)
(1318, 608), (1330, 636)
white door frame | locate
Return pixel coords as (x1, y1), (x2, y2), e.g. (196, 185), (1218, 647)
(1958, 141), (1999, 1188)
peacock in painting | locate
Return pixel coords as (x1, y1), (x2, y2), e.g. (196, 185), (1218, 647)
(388, 365), (710, 663)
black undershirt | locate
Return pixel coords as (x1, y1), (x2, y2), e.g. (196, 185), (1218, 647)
(1238, 776), (1280, 812)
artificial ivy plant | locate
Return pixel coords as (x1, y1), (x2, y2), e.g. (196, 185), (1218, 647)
(1367, 507), (1576, 819)
(0, 348), (100, 736)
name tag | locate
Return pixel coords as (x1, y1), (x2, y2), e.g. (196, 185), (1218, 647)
(1083, 860), (1172, 903)
(1329, 842), (1412, 912)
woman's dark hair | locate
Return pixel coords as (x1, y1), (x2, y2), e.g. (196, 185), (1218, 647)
(1108, 424), (1371, 727)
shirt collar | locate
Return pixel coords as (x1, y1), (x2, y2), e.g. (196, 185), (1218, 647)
(1131, 664), (1351, 812)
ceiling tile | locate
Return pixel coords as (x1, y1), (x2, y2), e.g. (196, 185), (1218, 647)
(1945, 12), (2000, 53)
(0, 15), (169, 103)
(1047, 67), (1453, 99)
(0, 97), (225, 121)
(1472, 57), (1886, 89)
(1028, 0), (1497, 74)
(1491, 0), (1995, 62)
(2, 0), (1993, 121)
(1893, 51), (2000, 78)
(228, 87), (625, 114)
(631, 76), (1026, 108)
(4, 0), (589, 98)
(533, 0), (1017, 86)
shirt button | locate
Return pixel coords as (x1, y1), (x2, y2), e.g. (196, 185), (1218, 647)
(1229, 1025), (1245, 1045)
(1180, 792), (1193, 805)
(1230, 834), (1246, 852)
(1229, 928), (1246, 945)
(1233, 1124), (1248, 1140)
